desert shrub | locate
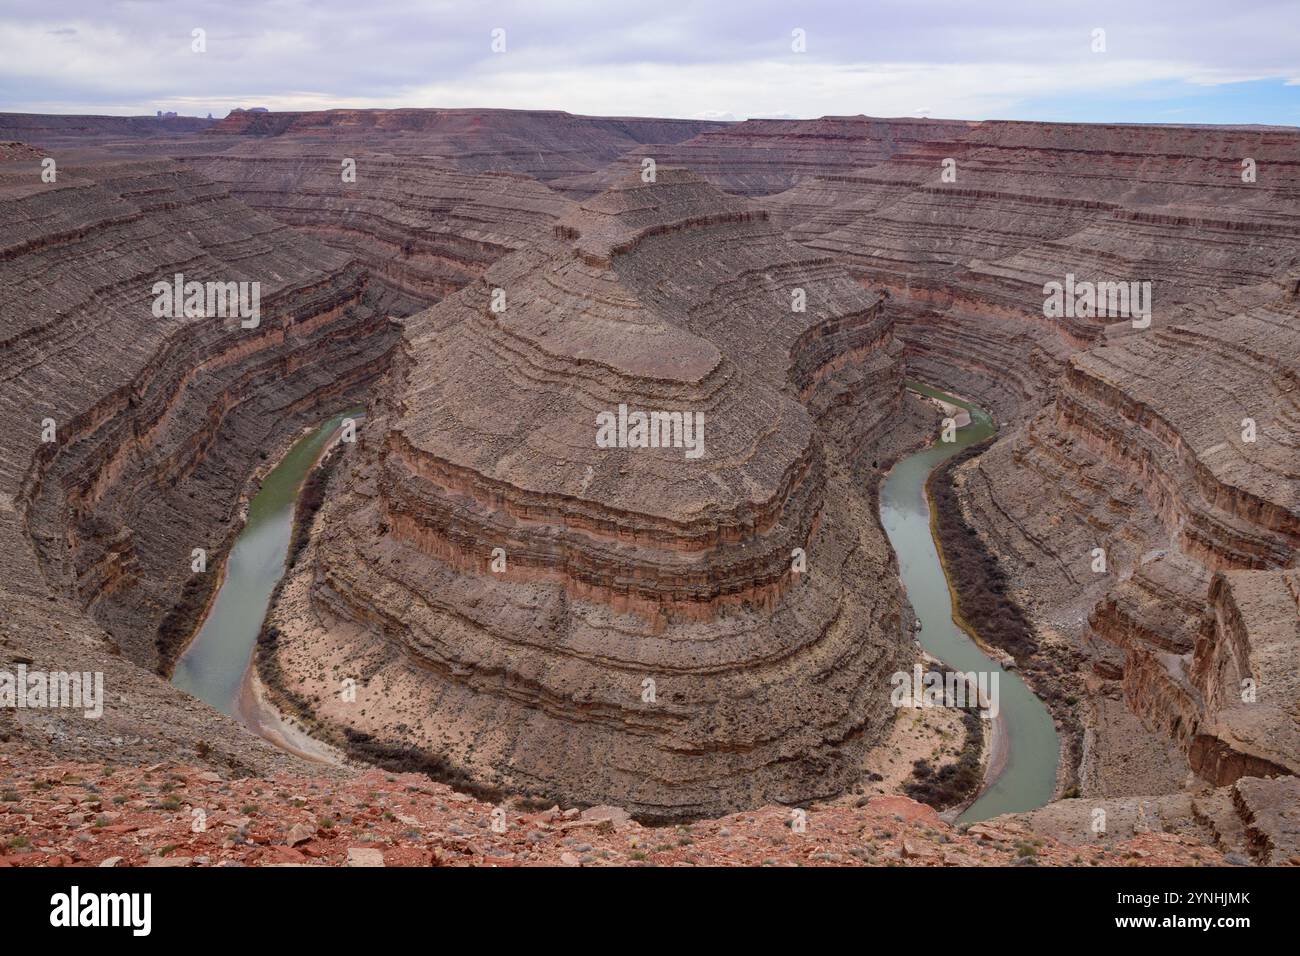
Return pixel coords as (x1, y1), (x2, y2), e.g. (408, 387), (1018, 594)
(155, 568), (222, 673)
(287, 442), (345, 568)
(902, 708), (985, 810)
(927, 441), (1038, 660)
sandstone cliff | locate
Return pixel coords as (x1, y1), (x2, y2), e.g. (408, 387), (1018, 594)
(262, 170), (911, 820)
(3, 109), (1296, 856)
(959, 299), (1299, 793)
(183, 149), (570, 303)
(0, 152), (397, 774)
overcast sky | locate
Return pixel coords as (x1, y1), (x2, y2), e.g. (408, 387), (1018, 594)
(1, 0), (1297, 124)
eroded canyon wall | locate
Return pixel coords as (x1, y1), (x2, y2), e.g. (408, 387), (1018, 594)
(551, 116), (1300, 419)
(0, 154), (399, 685)
(960, 298), (1300, 792)
(4, 108), (1296, 830)
(763, 121), (1300, 416)
(669, 116), (1300, 794)
(507, 117), (1300, 438)
(182, 149), (571, 303)
(0, 153), (383, 774)
(546, 115), (977, 198)
(207, 108), (728, 185)
(262, 170), (911, 820)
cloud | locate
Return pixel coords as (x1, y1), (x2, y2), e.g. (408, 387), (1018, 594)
(0, 0), (1297, 121)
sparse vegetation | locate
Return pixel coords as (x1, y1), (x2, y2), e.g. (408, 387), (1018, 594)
(287, 441), (346, 567)
(901, 683), (985, 811)
(927, 436), (1086, 787)
(154, 550), (228, 673)
(928, 441), (1037, 659)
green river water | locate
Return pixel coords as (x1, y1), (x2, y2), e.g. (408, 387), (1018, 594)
(172, 410), (358, 718)
(879, 382), (1059, 822)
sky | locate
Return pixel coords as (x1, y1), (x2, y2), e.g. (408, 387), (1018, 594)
(0, 0), (1297, 125)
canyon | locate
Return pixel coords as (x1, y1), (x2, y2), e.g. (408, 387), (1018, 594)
(0, 108), (1296, 865)
(261, 167), (910, 821)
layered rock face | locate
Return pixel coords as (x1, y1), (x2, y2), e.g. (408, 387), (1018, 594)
(551, 115), (1300, 420)
(637, 116), (1300, 799)
(11, 107), (724, 312)
(0, 112), (215, 142)
(0, 155), (399, 679)
(183, 149), (571, 303)
(1188, 570), (1300, 782)
(1060, 311), (1300, 570)
(761, 120), (1300, 417)
(4, 106), (1296, 843)
(265, 170), (909, 820)
(549, 115), (976, 198)
(1005, 772), (1299, 864)
(208, 108), (727, 185)
(960, 297), (1300, 790)
(38, 112), (1298, 422)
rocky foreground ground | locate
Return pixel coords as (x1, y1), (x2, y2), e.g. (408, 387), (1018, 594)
(0, 748), (1227, 868)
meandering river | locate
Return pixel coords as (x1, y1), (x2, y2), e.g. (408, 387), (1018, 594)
(879, 382), (1059, 822)
(172, 410), (358, 718)
(173, 392), (1057, 819)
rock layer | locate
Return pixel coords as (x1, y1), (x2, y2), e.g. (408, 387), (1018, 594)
(3, 108), (1297, 846)
(718, 117), (1300, 795)
(960, 297), (1300, 790)
(0, 155), (399, 678)
(184, 149), (571, 303)
(549, 115), (976, 197)
(264, 170), (910, 820)
(208, 108), (727, 185)
(762, 120), (1300, 417)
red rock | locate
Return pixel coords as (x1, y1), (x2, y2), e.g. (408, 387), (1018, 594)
(266, 846), (307, 864)
(901, 839), (940, 860)
(869, 796), (941, 825)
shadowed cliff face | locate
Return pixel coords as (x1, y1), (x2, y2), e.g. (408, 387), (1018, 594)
(0, 157), (400, 684)
(261, 170), (911, 820)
